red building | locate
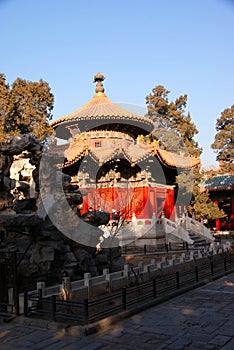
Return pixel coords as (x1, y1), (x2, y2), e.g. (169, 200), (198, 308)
(202, 174), (234, 231)
(51, 73), (200, 221)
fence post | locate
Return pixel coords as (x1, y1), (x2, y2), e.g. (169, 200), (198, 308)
(36, 282), (45, 297)
(12, 250), (19, 316)
(144, 245), (147, 255)
(195, 265), (199, 282)
(37, 288), (43, 313)
(83, 299), (89, 324)
(224, 257), (227, 271)
(153, 279), (157, 298)
(210, 260), (214, 276)
(176, 271), (180, 289)
(51, 295), (56, 321)
(122, 287), (127, 310)
(24, 291), (28, 316)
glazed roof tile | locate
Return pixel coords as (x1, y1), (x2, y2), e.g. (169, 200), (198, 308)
(51, 74), (154, 134)
(56, 95), (135, 120)
(156, 148), (200, 169)
(52, 94), (154, 130)
(202, 174), (234, 190)
(124, 141), (153, 164)
(57, 134), (200, 169)
(50, 74), (200, 170)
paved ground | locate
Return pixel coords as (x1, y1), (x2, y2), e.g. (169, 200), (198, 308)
(0, 273), (234, 350)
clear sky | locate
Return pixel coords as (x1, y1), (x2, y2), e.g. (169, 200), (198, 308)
(1, 0), (234, 167)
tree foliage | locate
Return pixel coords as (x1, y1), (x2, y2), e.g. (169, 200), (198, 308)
(211, 104), (234, 173)
(145, 85), (224, 220)
(145, 85), (201, 157)
(0, 73), (54, 143)
(188, 186), (226, 221)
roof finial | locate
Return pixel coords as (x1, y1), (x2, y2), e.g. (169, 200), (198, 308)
(93, 72), (106, 96)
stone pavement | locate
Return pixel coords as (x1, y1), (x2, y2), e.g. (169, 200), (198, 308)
(0, 273), (234, 350)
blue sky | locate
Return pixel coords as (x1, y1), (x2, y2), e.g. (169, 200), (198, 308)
(1, 0), (234, 167)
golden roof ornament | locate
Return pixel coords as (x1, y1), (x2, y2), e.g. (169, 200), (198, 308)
(137, 135), (145, 143)
(152, 139), (159, 154)
(93, 72), (106, 96)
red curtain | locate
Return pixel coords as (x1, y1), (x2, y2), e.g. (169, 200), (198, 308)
(163, 189), (175, 220)
(78, 185), (174, 220)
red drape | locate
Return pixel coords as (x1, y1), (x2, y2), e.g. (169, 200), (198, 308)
(78, 185), (174, 220)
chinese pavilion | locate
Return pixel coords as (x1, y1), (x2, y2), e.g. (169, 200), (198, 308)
(51, 73), (200, 221)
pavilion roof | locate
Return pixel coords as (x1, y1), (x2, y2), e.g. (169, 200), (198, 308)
(51, 73), (200, 170)
(51, 73), (154, 138)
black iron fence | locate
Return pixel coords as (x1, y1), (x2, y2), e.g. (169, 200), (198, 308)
(122, 241), (207, 255)
(0, 250), (19, 315)
(24, 253), (234, 325)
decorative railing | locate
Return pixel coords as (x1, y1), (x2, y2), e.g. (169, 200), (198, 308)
(24, 253), (234, 327)
(184, 216), (215, 242)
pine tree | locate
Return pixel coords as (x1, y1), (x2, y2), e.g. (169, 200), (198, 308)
(145, 85), (201, 157)
(211, 104), (234, 173)
(0, 73), (54, 143)
(145, 85), (224, 220)
(188, 186), (226, 221)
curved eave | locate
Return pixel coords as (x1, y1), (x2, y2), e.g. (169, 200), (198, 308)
(156, 148), (201, 169)
(55, 140), (200, 170)
(61, 139), (154, 168)
(53, 116), (154, 140)
(202, 186), (234, 191)
(51, 94), (154, 139)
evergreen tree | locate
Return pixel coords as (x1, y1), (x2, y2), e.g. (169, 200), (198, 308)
(0, 73), (54, 143)
(145, 85), (201, 157)
(188, 185), (226, 221)
(211, 104), (234, 173)
(145, 85), (224, 220)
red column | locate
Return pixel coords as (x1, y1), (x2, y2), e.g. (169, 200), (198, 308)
(152, 188), (157, 215)
(169, 189), (175, 221)
(215, 200), (221, 231)
(216, 219), (221, 232)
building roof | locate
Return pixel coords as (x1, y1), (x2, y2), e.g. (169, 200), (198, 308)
(52, 131), (200, 170)
(202, 174), (234, 191)
(156, 148), (200, 169)
(52, 73), (154, 139)
(50, 73), (200, 171)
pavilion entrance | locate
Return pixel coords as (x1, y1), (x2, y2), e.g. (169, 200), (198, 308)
(72, 158), (175, 221)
